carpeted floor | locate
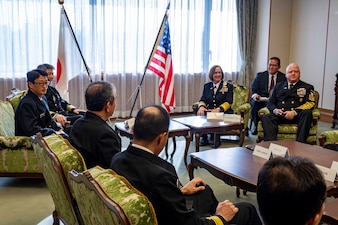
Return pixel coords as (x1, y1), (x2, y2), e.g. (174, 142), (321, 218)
(0, 120), (334, 225)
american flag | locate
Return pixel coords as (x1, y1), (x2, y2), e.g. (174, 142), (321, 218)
(148, 18), (175, 112)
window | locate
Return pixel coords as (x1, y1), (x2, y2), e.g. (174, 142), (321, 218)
(0, 0), (238, 78)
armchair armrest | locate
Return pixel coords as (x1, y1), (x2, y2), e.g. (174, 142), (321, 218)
(235, 103), (250, 114)
(318, 130), (338, 146)
(258, 107), (270, 118)
(0, 136), (32, 149)
(192, 102), (199, 115)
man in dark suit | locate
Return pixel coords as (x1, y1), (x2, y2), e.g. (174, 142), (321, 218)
(69, 81), (121, 168)
(262, 63), (315, 143)
(15, 69), (68, 138)
(111, 105), (262, 225)
(250, 57), (286, 135)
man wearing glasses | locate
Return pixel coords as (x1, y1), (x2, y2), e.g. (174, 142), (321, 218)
(15, 69), (68, 138)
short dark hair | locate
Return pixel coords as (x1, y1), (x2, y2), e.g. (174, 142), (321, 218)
(26, 69), (48, 83)
(133, 105), (170, 142)
(208, 65), (224, 81)
(257, 156), (326, 225)
(85, 81), (116, 111)
(269, 57), (281, 66)
(37, 63), (55, 71)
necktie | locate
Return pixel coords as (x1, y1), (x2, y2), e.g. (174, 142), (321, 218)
(269, 76), (275, 92)
(289, 83), (294, 90)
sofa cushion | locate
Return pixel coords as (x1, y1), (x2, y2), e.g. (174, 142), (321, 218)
(0, 101), (15, 136)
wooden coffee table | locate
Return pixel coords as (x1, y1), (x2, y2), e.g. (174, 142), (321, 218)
(115, 120), (192, 167)
(189, 140), (338, 197)
(173, 116), (246, 152)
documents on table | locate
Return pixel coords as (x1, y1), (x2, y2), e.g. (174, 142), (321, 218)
(206, 112), (223, 121)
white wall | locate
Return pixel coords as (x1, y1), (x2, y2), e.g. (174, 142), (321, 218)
(254, 0), (271, 75)
(323, 0), (338, 110)
(289, 0), (329, 108)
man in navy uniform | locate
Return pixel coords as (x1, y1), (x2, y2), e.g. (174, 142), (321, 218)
(250, 57), (286, 135)
(262, 63), (315, 143)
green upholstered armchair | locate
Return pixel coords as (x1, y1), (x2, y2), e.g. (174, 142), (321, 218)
(69, 166), (158, 225)
(256, 90), (320, 145)
(32, 133), (87, 225)
(0, 99), (42, 178)
(192, 82), (251, 139)
(318, 130), (338, 147)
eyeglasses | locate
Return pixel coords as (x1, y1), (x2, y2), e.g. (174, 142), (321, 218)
(33, 81), (48, 86)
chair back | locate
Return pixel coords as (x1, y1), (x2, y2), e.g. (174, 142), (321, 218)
(69, 166), (158, 225)
(32, 133), (87, 225)
(231, 83), (250, 113)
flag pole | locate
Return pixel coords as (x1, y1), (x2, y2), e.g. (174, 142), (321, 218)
(128, 2), (170, 118)
(58, 0), (92, 82)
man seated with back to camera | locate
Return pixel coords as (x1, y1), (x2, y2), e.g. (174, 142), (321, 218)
(257, 156), (326, 225)
(111, 105), (262, 225)
(15, 69), (68, 138)
(69, 81), (121, 169)
(261, 63), (315, 143)
(37, 63), (86, 126)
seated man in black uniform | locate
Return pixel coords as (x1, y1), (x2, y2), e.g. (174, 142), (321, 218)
(15, 69), (68, 138)
(111, 105), (262, 225)
(37, 63), (86, 126)
(262, 63), (315, 143)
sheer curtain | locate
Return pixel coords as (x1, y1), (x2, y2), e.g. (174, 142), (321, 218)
(0, 0), (239, 117)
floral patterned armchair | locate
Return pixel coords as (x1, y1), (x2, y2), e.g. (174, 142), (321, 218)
(256, 90), (320, 145)
(69, 166), (158, 225)
(31, 133), (87, 225)
(0, 95), (42, 178)
(318, 130), (338, 147)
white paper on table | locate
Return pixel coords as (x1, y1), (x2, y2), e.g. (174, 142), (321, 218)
(207, 112), (224, 121)
(223, 114), (241, 123)
(316, 164), (337, 182)
(269, 143), (289, 158)
(331, 161), (338, 176)
(253, 145), (271, 160)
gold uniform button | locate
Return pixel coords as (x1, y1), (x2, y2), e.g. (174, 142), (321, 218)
(282, 101), (285, 104)
(291, 101), (294, 104)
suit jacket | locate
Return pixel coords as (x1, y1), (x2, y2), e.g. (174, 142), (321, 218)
(199, 80), (233, 113)
(267, 80), (315, 113)
(251, 71), (285, 98)
(15, 90), (62, 137)
(110, 145), (227, 225)
(69, 111), (121, 168)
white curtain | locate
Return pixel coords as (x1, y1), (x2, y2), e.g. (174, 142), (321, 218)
(0, 0), (239, 117)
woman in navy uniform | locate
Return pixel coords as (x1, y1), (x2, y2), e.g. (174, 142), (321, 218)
(262, 63), (315, 143)
(197, 65), (233, 147)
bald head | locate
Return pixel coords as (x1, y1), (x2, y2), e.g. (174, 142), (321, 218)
(133, 105), (170, 142)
